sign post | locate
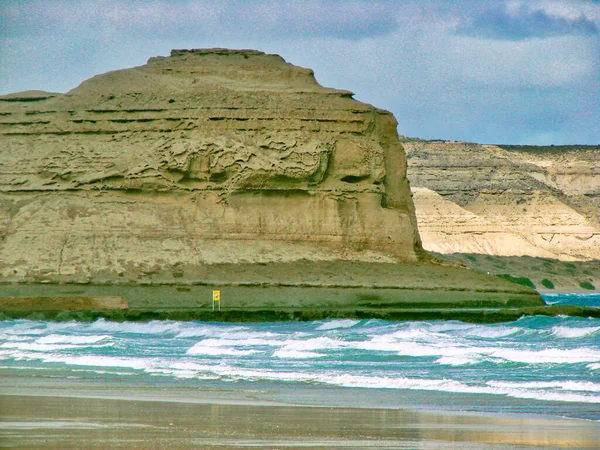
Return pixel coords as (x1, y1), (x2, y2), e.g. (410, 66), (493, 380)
(212, 290), (221, 311)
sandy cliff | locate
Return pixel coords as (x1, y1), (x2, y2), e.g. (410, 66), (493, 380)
(404, 139), (600, 262)
(0, 49), (545, 316)
(0, 49), (423, 284)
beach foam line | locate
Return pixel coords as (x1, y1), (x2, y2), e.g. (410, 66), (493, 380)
(487, 380), (600, 392)
(314, 374), (600, 404)
(138, 361), (600, 404)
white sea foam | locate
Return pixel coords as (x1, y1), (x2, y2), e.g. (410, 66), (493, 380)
(188, 337), (281, 348)
(0, 341), (112, 352)
(490, 347), (600, 364)
(551, 326), (600, 338)
(6, 350), (154, 370)
(273, 349), (325, 359)
(159, 369), (216, 379)
(356, 334), (600, 367)
(0, 335), (32, 342)
(315, 319), (360, 331)
(175, 324), (287, 341)
(462, 326), (521, 339)
(357, 337), (489, 361)
(89, 319), (181, 335)
(435, 355), (480, 366)
(427, 322), (474, 333)
(356, 339), (427, 354)
(58, 355), (154, 370)
(68, 368), (136, 376)
(3, 315), (600, 406)
(503, 390), (600, 403)
(320, 374), (600, 403)
(37, 334), (111, 345)
(487, 380), (600, 392)
(323, 374), (470, 392)
(147, 362), (222, 379)
(387, 328), (444, 341)
(186, 343), (260, 356)
(175, 325), (247, 338)
(1, 320), (79, 336)
(168, 361), (219, 372)
(214, 330), (282, 340)
(278, 337), (344, 351)
(175, 363), (311, 382)
(1, 342), (78, 352)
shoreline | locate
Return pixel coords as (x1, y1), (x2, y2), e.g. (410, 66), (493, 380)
(2, 388), (599, 449)
(539, 288), (600, 295)
(3, 371), (598, 422)
(2, 304), (599, 323)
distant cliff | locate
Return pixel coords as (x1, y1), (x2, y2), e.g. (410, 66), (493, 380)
(0, 49), (422, 284)
(403, 138), (600, 261)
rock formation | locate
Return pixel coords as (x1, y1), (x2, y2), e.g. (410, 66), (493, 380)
(404, 139), (600, 261)
(0, 49), (422, 284)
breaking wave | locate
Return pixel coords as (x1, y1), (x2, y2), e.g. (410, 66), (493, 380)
(1, 293), (599, 409)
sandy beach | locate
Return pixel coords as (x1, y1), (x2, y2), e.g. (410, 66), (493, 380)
(2, 385), (599, 449)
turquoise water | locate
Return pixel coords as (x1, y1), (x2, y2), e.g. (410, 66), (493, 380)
(1, 293), (599, 420)
(544, 292), (600, 307)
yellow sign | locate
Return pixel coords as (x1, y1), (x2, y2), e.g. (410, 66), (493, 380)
(212, 290), (220, 302)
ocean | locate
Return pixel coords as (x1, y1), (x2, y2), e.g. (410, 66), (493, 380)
(1, 293), (599, 422)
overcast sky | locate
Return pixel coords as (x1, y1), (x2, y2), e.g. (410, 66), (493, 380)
(1, 0), (598, 145)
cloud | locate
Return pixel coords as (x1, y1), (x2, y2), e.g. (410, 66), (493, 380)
(1, 0), (598, 144)
(440, 35), (596, 88)
(455, 3), (598, 40)
(0, 0), (400, 41)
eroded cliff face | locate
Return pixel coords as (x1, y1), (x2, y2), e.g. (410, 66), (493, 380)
(404, 139), (600, 261)
(0, 49), (421, 283)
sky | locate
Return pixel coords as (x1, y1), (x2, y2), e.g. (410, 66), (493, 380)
(1, 0), (598, 145)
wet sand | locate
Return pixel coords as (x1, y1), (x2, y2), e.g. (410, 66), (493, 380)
(2, 392), (599, 449)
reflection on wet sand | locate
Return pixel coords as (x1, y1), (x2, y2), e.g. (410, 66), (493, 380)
(1, 394), (599, 448)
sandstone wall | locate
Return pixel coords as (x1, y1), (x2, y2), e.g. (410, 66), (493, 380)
(0, 49), (421, 283)
(404, 140), (600, 261)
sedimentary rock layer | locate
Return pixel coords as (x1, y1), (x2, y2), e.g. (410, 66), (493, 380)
(404, 139), (600, 261)
(0, 49), (421, 283)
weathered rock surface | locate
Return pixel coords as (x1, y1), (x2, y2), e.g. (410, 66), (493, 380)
(404, 139), (600, 261)
(0, 49), (423, 284)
